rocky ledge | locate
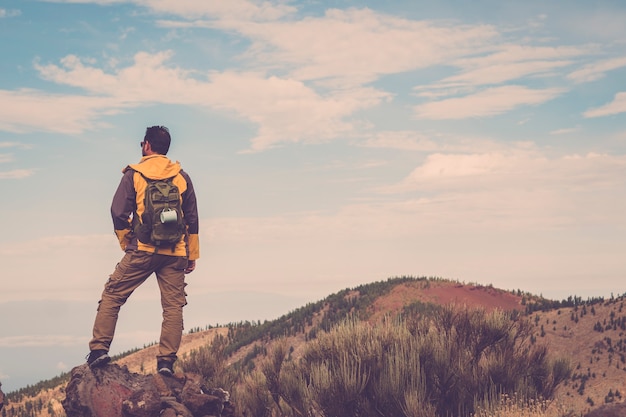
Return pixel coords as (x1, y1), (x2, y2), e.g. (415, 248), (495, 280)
(62, 363), (233, 417)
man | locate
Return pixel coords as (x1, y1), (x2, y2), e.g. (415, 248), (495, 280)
(87, 126), (200, 376)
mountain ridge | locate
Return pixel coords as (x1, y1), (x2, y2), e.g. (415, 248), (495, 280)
(3, 276), (624, 417)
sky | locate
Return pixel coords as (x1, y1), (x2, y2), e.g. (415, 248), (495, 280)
(1, 0), (625, 393)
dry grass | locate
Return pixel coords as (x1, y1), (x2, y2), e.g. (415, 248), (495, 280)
(473, 395), (573, 417)
(8, 281), (626, 417)
(116, 327), (228, 374)
(537, 300), (626, 415)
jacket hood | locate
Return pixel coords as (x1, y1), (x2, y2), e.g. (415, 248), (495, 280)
(124, 155), (181, 180)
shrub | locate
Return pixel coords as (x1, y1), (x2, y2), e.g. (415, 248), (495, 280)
(237, 306), (571, 417)
(178, 334), (236, 391)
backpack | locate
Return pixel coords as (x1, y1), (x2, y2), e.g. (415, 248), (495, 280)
(133, 172), (186, 249)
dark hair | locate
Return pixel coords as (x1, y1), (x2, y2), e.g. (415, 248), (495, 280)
(144, 126), (171, 154)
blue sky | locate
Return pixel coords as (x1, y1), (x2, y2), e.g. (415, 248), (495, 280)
(1, 0), (625, 392)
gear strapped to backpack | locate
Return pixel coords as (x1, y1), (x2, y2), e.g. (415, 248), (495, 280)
(133, 172), (186, 250)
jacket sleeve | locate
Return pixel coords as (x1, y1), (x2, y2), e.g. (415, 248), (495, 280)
(180, 170), (200, 260)
(111, 169), (136, 251)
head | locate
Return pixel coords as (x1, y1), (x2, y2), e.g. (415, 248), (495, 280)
(142, 126), (171, 156)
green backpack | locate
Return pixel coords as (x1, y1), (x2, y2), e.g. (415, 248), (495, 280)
(133, 172), (185, 249)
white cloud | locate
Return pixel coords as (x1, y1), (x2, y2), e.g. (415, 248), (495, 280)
(159, 8), (502, 87)
(0, 234), (112, 257)
(0, 234), (120, 303)
(405, 152), (530, 180)
(584, 92), (626, 117)
(362, 131), (442, 152)
(34, 51), (196, 104)
(414, 85), (564, 119)
(205, 74), (389, 151)
(0, 8), (21, 18)
(568, 56), (626, 83)
(361, 131), (522, 154)
(206, 150), (626, 245)
(439, 60), (573, 88)
(0, 335), (84, 347)
(392, 151), (626, 197)
(0, 169), (34, 179)
(0, 142), (33, 149)
(32, 52), (389, 149)
(41, 0), (296, 20)
(0, 88), (122, 134)
(218, 8), (500, 87)
(7, 4), (619, 149)
(138, 0), (296, 21)
(433, 45), (584, 89)
(0, 154), (13, 163)
(550, 127), (579, 135)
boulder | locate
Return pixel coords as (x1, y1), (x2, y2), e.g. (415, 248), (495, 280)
(62, 364), (233, 417)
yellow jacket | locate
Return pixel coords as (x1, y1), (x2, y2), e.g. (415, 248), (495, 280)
(111, 155), (200, 260)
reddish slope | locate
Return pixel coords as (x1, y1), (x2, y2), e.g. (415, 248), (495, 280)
(369, 280), (523, 321)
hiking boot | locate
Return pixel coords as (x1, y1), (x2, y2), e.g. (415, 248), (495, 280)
(87, 350), (111, 369)
(157, 360), (174, 376)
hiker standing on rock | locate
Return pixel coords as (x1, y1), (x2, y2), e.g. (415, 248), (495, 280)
(87, 126), (200, 376)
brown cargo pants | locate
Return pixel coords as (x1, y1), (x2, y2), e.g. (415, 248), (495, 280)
(89, 250), (188, 362)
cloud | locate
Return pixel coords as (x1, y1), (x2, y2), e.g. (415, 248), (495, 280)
(438, 60), (573, 88)
(8, 3), (618, 148)
(349, 150), (626, 235)
(158, 8), (500, 88)
(215, 8), (500, 87)
(0, 234), (120, 303)
(34, 51), (195, 104)
(0, 8), (21, 18)
(0, 234), (112, 257)
(141, 0), (296, 21)
(203, 73), (389, 151)
(414, 85), (564, 119)
(550, 127), (580, 135)
(361, 131), (522, 154)
(407, 152), (527, 180)
(0, 88), (122, 134)
(584, 92), (626, 117)
(31, 52), (389, 150)
(362, 131), (442, 152)
(43, 0), (296, 20)
(429, 45), (584, 90)
(392, 150), (626, 195)
(205, 149), (626, 247)
(0, 335), (84, 347)
(0, 169), (34, 179)
(568, 56), (626, 83)
(0, 141), (33, 149)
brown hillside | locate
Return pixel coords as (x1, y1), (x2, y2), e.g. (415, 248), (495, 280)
(536, 298), (626, 416)
(6, 279), (624, 417)
(369, 280), (523, 322)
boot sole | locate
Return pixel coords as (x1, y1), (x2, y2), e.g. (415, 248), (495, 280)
(88, 354), (111, 369)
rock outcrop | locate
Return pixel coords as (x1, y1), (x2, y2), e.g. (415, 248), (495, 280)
(62, 364), (233, 417)
(0, 381), (4, 411)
